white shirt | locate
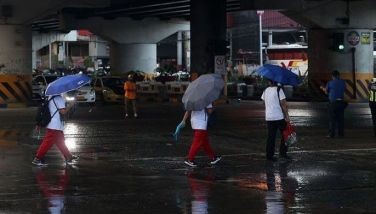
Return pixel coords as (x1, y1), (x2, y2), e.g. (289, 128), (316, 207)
(261, 87), (286, 121)
(46, 96), (65, 131)
(190, 104), (213, 130)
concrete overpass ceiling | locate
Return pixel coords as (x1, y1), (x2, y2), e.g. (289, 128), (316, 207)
(31, 0), (241, 32)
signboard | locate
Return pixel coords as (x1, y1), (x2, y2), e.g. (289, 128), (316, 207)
(256, 10), (264, 16)
(214, 55), (226, 75)
(347, 31), (360, 46)
(361, 32), (371, 44)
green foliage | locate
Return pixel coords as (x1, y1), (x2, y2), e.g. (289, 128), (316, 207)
(84, 57), (94, 68)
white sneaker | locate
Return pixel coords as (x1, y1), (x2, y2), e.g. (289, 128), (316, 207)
(209, 156), (222, 165)
(66, 155), (79, 165)
(32, 158), (48, 167)
(184, 160), (197, 167)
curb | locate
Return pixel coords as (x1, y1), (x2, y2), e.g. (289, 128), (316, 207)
(0, 103), (28, 108)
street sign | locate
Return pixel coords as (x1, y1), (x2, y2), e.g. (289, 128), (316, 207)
(214, 55), (226, 75)
(257, 10), (264, 16)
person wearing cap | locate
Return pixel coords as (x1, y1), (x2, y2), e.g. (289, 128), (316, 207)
(124, 74), (138, 118)
(369, 78), (376, 136)
(320, 70), (346, 138)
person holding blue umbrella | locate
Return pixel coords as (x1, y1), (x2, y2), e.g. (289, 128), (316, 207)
(32, 75), (90, 166)
(261, 79), (291, 162)
(257, 64), (296, 161)
(261, 80), (291, 161)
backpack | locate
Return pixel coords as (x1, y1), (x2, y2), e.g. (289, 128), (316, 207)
(35, 96), (58, 127)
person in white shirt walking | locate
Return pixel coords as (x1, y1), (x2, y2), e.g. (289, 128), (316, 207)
(261, 80), (291, 161)
(180, 104), (221, 167)
(32, 95), (78, 166)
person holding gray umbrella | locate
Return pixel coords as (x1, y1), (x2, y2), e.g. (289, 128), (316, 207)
(178, 74), (224, 167)
(180, 104), (221, 167)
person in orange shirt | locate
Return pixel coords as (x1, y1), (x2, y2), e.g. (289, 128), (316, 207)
(124, 74), (138, 118)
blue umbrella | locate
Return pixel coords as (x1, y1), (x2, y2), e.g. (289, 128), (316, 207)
(45, 74), (91, 96)
(256, 64), (301, 86)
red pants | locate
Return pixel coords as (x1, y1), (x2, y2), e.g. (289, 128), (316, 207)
(36, 129), (71, 160)
(187, 130), (215, 161)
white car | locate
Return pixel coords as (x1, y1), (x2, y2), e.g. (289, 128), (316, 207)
(64, 83), (96, 103)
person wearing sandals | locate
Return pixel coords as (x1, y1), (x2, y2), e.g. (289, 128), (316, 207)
(180, 104), (221, 167)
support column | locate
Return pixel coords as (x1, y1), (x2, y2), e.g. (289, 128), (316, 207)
(177, 31), (183, 69)
(0, 25), (32, 106)
(184, 31), (191, 71)
(110, 43), (157, 74)
(308, 29), (374, 101)
(268, 31), (273, 47)
(190, 0), (227, 75)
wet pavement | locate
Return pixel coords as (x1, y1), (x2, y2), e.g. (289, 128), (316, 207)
(0, 100), (375, 213)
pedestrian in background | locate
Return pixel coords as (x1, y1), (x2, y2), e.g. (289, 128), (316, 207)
(369, 78), (376, 136)
(32, 95), (78, 166)
(261, 80), (291, 162)
(180, 104), (221, 167)
(320, 70), (346, 138)
(124, 74), (138, 118)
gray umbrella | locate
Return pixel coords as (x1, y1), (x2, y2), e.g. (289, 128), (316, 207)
(182, 74), (224, 111)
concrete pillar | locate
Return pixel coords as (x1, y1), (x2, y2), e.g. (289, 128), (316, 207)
(190, 0), (227, 75)
(110, 43), (157, 74)
(268, 31), (273, 47)
(0, 25), (32, 106)
(177, 31), (183, 69)
(184, 31), (191, 71)
(308, 29), (374, 101)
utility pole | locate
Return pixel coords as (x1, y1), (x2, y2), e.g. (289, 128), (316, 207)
(257, 10), (264, 66)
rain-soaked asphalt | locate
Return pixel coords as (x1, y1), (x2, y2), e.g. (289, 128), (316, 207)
(0, 100), (375, 213)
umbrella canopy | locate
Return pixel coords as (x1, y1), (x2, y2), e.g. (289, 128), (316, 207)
(182, 74), (224, 111)
(45, 74), (91, 96)
(256, 64), (301, 86)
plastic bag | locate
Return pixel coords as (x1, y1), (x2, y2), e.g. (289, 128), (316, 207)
(283, 122), (297, 146)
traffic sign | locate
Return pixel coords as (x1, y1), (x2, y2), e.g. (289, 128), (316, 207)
(214, 55), (226, 75)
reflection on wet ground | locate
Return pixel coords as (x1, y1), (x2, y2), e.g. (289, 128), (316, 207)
(0, 101), (375, 213)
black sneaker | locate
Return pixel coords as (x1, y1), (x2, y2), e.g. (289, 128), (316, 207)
(209, 156), (222, 165)
(279, 154), (292, 160)
(66, 155), (79, 165)
(184, 160), (197, 167)
(267, 157), (278, 162)
(32, 158), (48, 167)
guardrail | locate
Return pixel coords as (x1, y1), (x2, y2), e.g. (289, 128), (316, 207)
(136, 81), (190, 102)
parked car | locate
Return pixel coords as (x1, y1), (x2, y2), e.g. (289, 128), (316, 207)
(93, 77), (125, 103)
(31, 75), (60, 101)
(63, 82), (96, 104)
